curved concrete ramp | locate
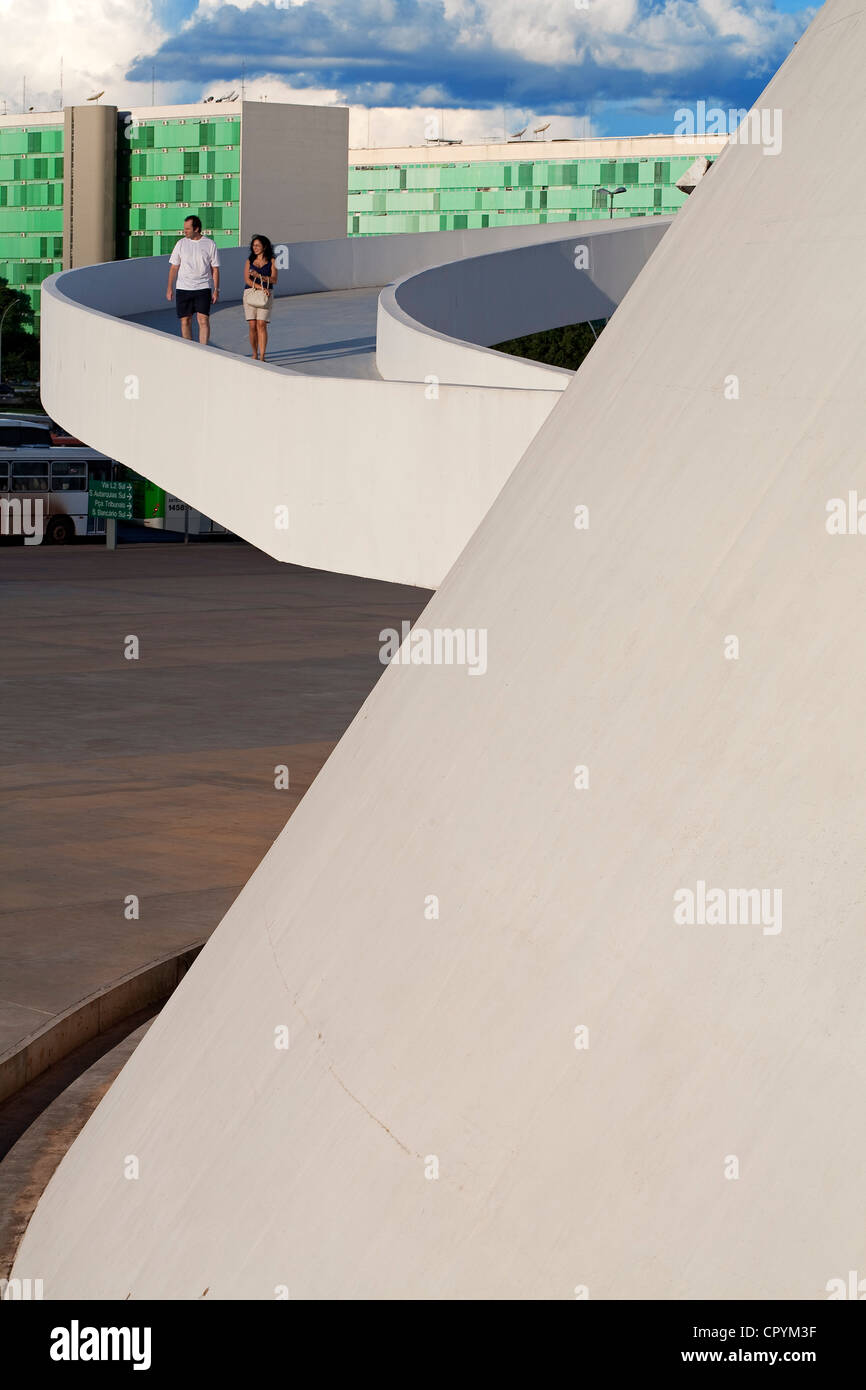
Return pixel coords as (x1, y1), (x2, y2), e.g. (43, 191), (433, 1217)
(39, 219), (665, 588)
(15, 0), (866, 1299)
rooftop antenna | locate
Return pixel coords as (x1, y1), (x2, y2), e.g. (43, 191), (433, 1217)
(241, 59), (245, 101)
(22, 76), (26, 115)
(60, 55), (63, 108)
(151, 64), (155, 106)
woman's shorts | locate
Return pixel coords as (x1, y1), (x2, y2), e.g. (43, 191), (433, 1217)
(244, 298), (271, 322)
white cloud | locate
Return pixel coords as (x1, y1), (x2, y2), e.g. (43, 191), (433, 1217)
(0, 0), (171, 113)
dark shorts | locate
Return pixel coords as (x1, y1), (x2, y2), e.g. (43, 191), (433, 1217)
(175, 288), (212, 319)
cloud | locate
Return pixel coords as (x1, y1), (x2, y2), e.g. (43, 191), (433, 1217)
(0, 0), (814, 141)
(124, 0), (813, 113)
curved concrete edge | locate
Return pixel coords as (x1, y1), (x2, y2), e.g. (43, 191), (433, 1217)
(0, 944), (204, 1106)
(376, 219), (671, 390)
(40, 282), (561, 588)
(0, 1018), (154, 1287)
(40, 218), (669, 588)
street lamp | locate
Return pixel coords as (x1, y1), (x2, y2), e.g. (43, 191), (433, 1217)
(0, 299), (15, 385)
(597, 184), (627, 218)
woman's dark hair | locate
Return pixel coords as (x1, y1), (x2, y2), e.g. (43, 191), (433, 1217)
(185, 215), (203, 233)
(249, 233), (275, 263)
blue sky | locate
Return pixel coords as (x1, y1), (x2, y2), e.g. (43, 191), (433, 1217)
(2, 1), (816, 143)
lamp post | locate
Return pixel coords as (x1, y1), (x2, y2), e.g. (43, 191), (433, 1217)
(597, 184), (627, 218)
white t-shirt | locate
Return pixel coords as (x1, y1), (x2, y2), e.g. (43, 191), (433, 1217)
(169, 235), (220, 290)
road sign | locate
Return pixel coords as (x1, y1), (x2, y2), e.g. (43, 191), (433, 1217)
(88, 480), (133, 520)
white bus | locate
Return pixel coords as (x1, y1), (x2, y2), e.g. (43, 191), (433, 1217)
(0, 416), (114, 543)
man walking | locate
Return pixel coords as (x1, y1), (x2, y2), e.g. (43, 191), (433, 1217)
(166, 215), (220, 344)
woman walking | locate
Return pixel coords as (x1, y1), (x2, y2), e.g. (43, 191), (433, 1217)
(243, 234), (278, 361)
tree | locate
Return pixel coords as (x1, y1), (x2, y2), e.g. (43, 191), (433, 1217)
(493, 319), (608, 373)
(0, 279), (39, 383)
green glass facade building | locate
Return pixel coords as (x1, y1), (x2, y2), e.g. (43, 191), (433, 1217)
(0, 105), (720, 335)
(347, 148), (719, 236)
(0, 121), (64, 330)
(0, 100), (348, 335)
(117, 114), (241, 260)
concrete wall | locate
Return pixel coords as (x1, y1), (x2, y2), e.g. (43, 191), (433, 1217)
(62, 105), (117, 270)
(239, 102), (348, 246)
(40, 219), (666, 587)
(377, 219), (667, 389)
(14, 0), (866, 1301)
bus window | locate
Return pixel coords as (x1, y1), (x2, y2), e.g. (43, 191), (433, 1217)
(10, 459), (48, 491)
(0, 463), (8, 490)
(50, 460), (87, 491)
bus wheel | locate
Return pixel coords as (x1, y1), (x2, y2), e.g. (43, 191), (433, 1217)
(45, 516), (75, 545)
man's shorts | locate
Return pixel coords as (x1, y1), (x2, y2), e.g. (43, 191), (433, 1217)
(176, 288), (212, 319)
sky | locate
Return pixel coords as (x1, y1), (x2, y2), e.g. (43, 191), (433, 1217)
(0, 0), (815, 144)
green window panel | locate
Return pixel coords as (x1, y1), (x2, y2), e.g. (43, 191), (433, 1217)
(0, 236), (39, 256)
(348, 192), (377, 212)
(599, 161), (616, 182)
(183, 151), (201, 174)
(375, 166), (403, 190)
(517, 164), (533, 187)
(129, 125), (156, 149)
(217, 206), (238, 231)
(477, 163), (507, 185)
(213, 149), (239, 174)
(402, 166), (433, 191)
(132, 178), (172, 202)
(140, 207), (185, 231)
(214, 120), (240, 146)
(577, 160), (601, 186)
(654, 187), (663, 209)
(638, 159), (655, 184)
(0, 130), (28, 155)
(622, 161), (639, 184)
(221, 177), (238, 200)
(655, 160), (669, 184)
(438, 190), (476, 211)
(0, 208), (62, 232)
(198, 122), (216, 145)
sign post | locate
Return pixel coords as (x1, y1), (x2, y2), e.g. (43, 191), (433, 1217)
(88, 480), (134, 549)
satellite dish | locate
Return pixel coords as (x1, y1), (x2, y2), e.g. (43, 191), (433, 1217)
(534, 122), (551, 135)
(86, 91), (104, 102)
(509, 126), (527, 139)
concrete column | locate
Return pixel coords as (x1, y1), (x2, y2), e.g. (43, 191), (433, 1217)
(62, 105), (117, 270)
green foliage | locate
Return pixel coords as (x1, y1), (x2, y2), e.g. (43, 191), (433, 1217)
(493, 319), (607, 372)
(0, 278), (39, 381)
